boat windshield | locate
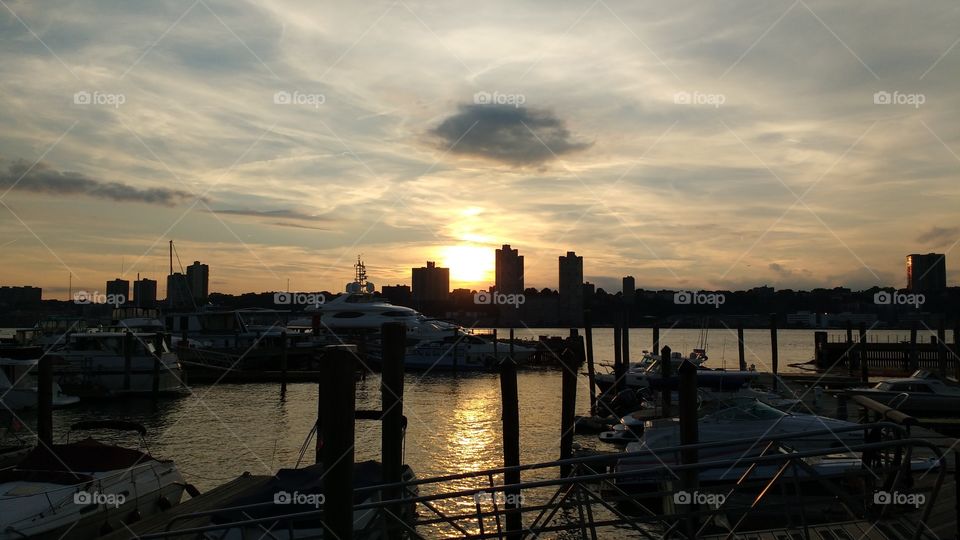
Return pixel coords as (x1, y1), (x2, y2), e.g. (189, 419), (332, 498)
(703, 399), (786, 422)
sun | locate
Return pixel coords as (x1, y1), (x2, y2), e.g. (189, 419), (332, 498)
(440, 245), (494, 286)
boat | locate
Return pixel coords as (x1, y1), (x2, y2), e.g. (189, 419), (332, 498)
(842, 369), (960, 417)
(594, 351), (757, 394)
(0, 358), (80, 411)
(45, 332), (185, 397)
(0, 421), (187, 539)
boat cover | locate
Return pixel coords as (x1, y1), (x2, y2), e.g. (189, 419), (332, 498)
(12, 438), (156, 473)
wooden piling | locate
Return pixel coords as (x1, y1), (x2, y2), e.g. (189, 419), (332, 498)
(770, 314), (779, 391)
(584, 311), (597, 416)
(499, 347), (522, 538)
(381, 323), (406, 530)
(938, 320), (948, 378)
(846, 321), (855, 376)
(652, 323), (660, 357)
(660, 345), (672, 416)
(737, 324), (746, 372)
(613, 325), (623, 394)
(123, 331), (133, 391)
(280, 331), (288, 393)
(910, 323), (919, 372)
(858, 323), (868, 383)
(559, 347), (577, 477)
(621, 311), (630, 369)
(318, 345), (356, 540)
(509, 328), (515, 363)
(493, 329), (499, 364)
(37, 355), (53, 446)
(954, 324), (960, 380)
(678, 359), (700, 537)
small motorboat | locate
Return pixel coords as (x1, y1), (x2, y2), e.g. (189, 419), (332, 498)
(843, 369), (960, 417)
(0, 421), (187, 539)
(595, 351), (757, 394)
(0, 358), (80, 411)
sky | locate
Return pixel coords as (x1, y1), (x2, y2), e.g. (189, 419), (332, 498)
(1, 0), (959, 299)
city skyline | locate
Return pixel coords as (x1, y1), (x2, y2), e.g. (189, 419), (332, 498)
(2, 2), (960, 298)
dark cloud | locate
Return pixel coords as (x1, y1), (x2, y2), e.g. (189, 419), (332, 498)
(432, 104), (589, 166)
(0, 160), (196, 206)
(916, 226), (959, 248)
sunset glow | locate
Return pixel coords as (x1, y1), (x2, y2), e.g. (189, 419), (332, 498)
(440, 245), (495, 287)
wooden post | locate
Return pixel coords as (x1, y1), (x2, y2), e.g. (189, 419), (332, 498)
(859, 323), (868, 383)
(319, 345), (356, 540)
(678, 359), (700, 537)
(613, 324), (623, 394)
(652, 322), (660, 357)
(584, 310), (597, 416)
(953, 325), (960, 380)
(622, 311), (631, 370)
(381, 323), (406, 530)
(559, 347), (577, 477)
(492, 329), (499, 364)
(737, 324), (746, 372)
(938, 320), (948, 378)
(910, 323), (919, 372)
(280, 331), (288, 393)
(846, 320), (855, 375)
(770, 314), (779, 391)
(660, 345), (672, 416)
(509, 328), (515, 363)
(499, 349), (522, 539)
(37, 355), (53, 446)
(123, 330), (133, 391)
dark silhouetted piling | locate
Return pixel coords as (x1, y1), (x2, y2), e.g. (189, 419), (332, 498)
(621, 312), (631, 369)
(652, 323), (660, 357)
(910, 323), (919, 372)
(123, 331), (133, 391)
(678, 359), (700, 537)
(381, 323), (406, 529)
(938, 320), (948, 378)
(499, 349), (522, 538)
(769, 314), (779, 391)
(280, 331), (288, 393)
(584, 311), (597, 415)
(660, 345), (672, 416)
(319, 345), (356, 540)
(37, 355), (53, 446)
(858, 323), (868, 383)
(509, 328), (515, 362)
(613, 324), (623, 394)
(954, 325), (960, 380)
(559, 347), (577, 477)
(737, 324), (746, 371)
(846, 321), (855, 376)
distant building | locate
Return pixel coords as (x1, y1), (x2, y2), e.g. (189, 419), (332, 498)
(907, 253), (946, 293)
(411, 261), (449, 305)
(106, 279), (129, 304)
(495, 244), (524, 294)
(0, 286), (42, 308)
(622, 276), (636, 304)
(582, 282), (595, 307)
(381, 284), (412, 306)
(166, 273), (191, 308)
(559, 251), (584, 326)
(133, 278), (158, 308)
(186, 261), (210, 303)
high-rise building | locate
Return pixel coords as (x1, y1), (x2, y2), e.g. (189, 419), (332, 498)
(559, 251), (584, 326)
(134, 278), (158, 308)
(166, 273), (191, 308)
(381, 284), (412, 306)
(0, 286), (42, 307)
(106, 279), (129, 304)
(622, 276), (636, 304)
(907, 253), (947, 292)
(411, 261), (449, 304)
(495, 244), (524, 294)
(186, 261), (210, 303)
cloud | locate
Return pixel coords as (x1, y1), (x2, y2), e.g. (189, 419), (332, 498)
(431, 104), (589, 166)
(212, 208), (330, 221)
(915, 226), (959, 249)
(0, 160), (196, 206)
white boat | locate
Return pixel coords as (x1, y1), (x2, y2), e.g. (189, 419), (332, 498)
(46, 332), (185, 396)
(843, 369), (960, 417)
(0, 421), (186, 539)
(0, 358), (80, 411)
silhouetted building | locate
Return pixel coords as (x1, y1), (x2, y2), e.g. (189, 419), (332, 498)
(495, 244), (524, 294)
(186, 261), (210, 303)
(907, 253), (946, 293)
(583, 282), (595, 307)
(411, 261), (449, 304)
(106, 279), (129, 304)
(134, 278), (158, 308)
(559, 251), (584, 326)
(0, 286), (42, 308)
(622, 276), (636, 304)
(381, 284), (412, 306)
(166, 273), (191, 308)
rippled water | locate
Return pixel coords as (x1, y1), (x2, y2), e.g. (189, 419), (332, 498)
(8, 327), (949, 536)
